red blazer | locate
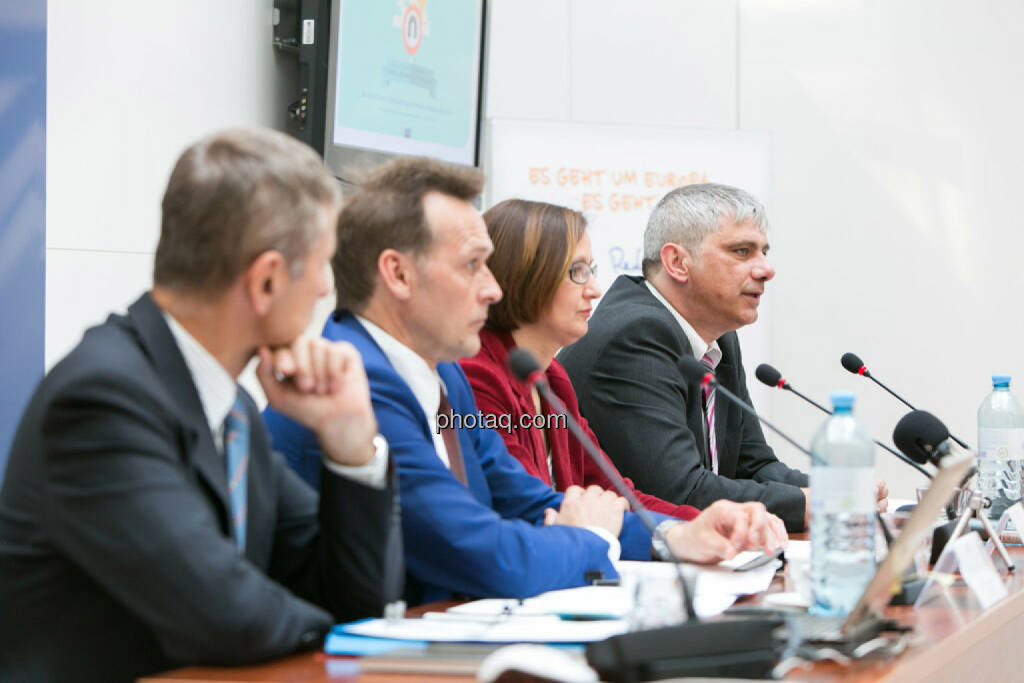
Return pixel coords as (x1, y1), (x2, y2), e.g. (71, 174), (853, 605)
(460, 328), (699, 520)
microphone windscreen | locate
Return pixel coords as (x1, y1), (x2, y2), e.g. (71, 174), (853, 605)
(893, 410), (949, 464)
(678, 356), (711, 383)
(755, 364), (783, 388)
(508, 348), (542, 382)
(841, 352), (865, 374)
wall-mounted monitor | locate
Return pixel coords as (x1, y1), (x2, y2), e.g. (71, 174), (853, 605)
(323, 0), (486, 179)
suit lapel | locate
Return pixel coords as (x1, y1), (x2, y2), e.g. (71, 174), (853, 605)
(713, 356), (735, 476)
(488, 331), (557, 486)
(126, 293), (232, 531)
(623, 277), (721, 472)
(671, 324), (711, 470)
(337, 312), (490, 502)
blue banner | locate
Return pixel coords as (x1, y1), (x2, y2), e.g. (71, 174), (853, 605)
(0, 1), (46, 480)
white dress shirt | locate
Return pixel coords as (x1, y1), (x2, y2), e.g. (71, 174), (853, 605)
(356, 315), (452, 468)
(645, 280), (722, 369)
(355, 315), (620, 562)
(163, 311), (388, 487)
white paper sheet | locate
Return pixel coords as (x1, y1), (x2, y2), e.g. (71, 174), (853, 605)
(448, 555), (779, 624)
(614, 557), (780, 599)
(343, 615), (629, 643)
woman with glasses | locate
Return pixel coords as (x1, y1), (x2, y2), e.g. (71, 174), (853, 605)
(459, 199), (701, 520)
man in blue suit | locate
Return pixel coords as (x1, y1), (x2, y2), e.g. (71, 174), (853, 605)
(264, 158), (786, 605)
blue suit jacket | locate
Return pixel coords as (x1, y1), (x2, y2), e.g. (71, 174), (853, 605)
(264, 312), (663, 605)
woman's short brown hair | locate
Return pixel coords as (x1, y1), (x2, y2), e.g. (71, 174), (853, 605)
(483, 199), (587, 332)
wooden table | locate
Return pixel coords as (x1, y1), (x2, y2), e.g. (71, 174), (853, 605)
(144, 541), (1024, 682)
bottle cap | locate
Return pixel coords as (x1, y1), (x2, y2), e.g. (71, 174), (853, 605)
(830, 391), (856, 410)
(992, 374), (1011, 388)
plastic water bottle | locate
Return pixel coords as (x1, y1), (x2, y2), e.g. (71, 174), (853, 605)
(809, 392), (876, 616)
(977, 374), (1024, 521)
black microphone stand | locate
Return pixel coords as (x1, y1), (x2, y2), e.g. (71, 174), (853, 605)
(893, 415), (1016, 572)
(693, 362), (928, 604)
(509, 350), (781, 681)
(841, 353), (970, 449)
(757, 368), (933, 480)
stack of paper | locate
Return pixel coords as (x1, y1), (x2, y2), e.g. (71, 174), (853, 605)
(341, 614), (629, 643)
(329, 552), (782, 651)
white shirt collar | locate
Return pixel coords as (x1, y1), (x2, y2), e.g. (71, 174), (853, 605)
(162, 311), (237, 441)
(355, 314), (446, 433)
(644, 280), (722, 368)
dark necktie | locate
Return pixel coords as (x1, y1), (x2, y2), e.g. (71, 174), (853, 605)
(437, 388), (468, 485)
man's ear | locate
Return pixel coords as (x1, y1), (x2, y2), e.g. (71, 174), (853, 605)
(244, 250), (288, 315)
(377, 248), (416, 302)
(660, 242), (693, 284)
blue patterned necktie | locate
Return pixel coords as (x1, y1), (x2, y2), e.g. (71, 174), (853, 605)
(223, 392), (249, 552)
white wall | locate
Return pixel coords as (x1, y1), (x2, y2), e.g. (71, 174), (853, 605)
(46, 0), (1021, 499)
(487, 0), (1023, 499)
(486, 0), (737, 128)
(46, 0), (295, 370)
(739, 0), (1024, 498)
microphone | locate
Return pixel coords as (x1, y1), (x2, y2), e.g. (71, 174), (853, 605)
(508, 349), (696, 618)
(892, 410), (956, 466)
(755, 364), (830, 414)
(685, 357), (926, 602)
(679, 358), (823, 465)
(508, 349), (782, 680)
(892, 411), (996, 568)
(755, 363), (931, 479)
(841, 352), (969, 449)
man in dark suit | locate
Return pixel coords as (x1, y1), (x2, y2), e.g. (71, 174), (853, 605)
(0, 129), (398, 682)
(559, 183), (887, 531)
(264, 159), (788, 605)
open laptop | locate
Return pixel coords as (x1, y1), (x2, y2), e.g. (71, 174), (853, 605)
(730, 448), (975, 647)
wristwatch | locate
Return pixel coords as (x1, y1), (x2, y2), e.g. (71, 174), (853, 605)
(651, 519), (682, 561)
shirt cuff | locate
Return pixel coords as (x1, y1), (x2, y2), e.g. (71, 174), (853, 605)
(322, 434), (388, 489)
(584, 526), (622, 564)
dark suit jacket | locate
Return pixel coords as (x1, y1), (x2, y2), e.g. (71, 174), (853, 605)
(558, 275), (809, 531)
(0, 293), (394, 683)
(264, 313), (667, 606)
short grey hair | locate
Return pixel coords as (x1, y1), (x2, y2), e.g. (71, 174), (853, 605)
(155, 127), (342, 295)
(642, 183), (769, 276)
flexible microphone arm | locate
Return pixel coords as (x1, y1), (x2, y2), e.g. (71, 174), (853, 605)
(755, 364), (932, 479)
(683, 361), (825, 466)
(508, 349), (698, 622)
(861, 368), (917, 412)
(841, 352), (969, 449)
(785, 385), (832, 415)
(681, 357), (896, 551)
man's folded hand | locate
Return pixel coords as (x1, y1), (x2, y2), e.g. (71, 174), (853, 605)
(666, 500), (788, 564)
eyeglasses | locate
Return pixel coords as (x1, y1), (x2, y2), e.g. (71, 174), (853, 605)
(568, 260), (598, 285)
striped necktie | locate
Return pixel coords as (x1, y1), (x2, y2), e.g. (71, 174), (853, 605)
(701, 353), (718, 474)
(224, 392), (249, 552)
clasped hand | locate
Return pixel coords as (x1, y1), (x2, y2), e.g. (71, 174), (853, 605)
(542, 487), (788, 565)
(543, 485), (630, 538)
(256, 335), (378, 467)
(666, 500), (788, 564)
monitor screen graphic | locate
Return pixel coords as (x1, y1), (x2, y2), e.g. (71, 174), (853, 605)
(325, 0), (484, 170)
